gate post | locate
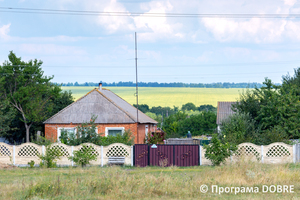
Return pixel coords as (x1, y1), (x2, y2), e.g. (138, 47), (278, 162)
(261, 145), (264, 163)
(13, 145), (15, 166)
(131, 146), (134, 166)
(199, 145), (202, 166)
(71, 146), (74, 166)
(101, 146), (103, 167)
(293, 144), (296, 163)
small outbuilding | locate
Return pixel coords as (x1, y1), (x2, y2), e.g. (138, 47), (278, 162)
(44, 84), (157, 144)
(216, 101), (236, 133)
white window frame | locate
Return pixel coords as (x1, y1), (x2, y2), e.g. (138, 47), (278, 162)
(145, 125), (149, 137)
(105, 127), (125, 137)
(57, 127), (77, 143)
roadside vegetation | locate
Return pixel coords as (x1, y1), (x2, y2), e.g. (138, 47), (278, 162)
(0, 162), (299, 199)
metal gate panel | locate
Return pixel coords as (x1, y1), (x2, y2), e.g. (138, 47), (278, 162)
(174, 145), (199, 166)
(134, 144), (149, 167)
(149, 145), (173, 166)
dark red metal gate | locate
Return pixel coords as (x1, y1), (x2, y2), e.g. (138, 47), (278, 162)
(134, 144), (199, 167)
(134, 144), (148, 167)
(174, 145), (199, 166)
(149, 145), (174, 166)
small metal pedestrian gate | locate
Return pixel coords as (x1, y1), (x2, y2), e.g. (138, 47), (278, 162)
(134, 144), (199, 167)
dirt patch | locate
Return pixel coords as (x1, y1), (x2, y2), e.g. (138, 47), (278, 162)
(0, 163), (16, 169)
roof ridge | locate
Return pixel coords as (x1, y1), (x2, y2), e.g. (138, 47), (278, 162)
(99, 89), (157, 124)
(43, 88), (97, 124)
(96, 89), (136, 123)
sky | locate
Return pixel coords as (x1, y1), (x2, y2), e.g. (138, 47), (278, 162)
(0, 0), (300, 84)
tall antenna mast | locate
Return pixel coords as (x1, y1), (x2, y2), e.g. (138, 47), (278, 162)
(135, 32), (139, 143)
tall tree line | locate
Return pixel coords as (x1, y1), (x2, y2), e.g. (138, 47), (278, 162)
(57, 81), (266, 88)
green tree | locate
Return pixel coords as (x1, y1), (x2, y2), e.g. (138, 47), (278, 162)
(197, 104), (217, 113)
(133, 104), (149, 113)
(181, 102), (197, 111)
(0, 100), (16, 135)
(220, 113), (257, 145)
(162, 111), (187, 138)
(177, 111), (217, 136)
(0, 51), (61, 142)
(204, 134), (237, 166)
(233, 76), (300, 141)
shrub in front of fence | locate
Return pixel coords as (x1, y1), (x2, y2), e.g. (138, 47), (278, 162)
(39, 145), (62, 168)
(68, 144), (97, 167)
(204, 134), (237, 166)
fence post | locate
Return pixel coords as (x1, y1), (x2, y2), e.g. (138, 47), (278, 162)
(101, 146), (103, 167)
(71, 146), (74, 167)
(131, 146), (134, 166)
(261, 145), (264, 163)
(13, 145), (15, 166)
(293, 144), (296, 163)
(42, 145), (45, 156)
(199, 145), (202, 166)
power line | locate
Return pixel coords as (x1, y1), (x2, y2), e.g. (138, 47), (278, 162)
(3, 59), (300, 68)
(0, 71), (288, 77)
(1, 7), (300, 18)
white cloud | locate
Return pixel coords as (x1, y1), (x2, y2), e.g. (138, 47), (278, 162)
(0, 24), (11, 40)
(96, 0), (135, 33)
(133, 1), (184, 41)
(202, 18), (291, 43)
(284, 0), (297, 6)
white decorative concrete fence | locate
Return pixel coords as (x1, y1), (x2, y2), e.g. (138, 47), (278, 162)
(200, 142), (295, 165)
(0, 142), (133, 167)
(0, 142), (297, 167)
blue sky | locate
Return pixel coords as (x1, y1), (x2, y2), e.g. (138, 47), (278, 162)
(0, 0), (300, 84)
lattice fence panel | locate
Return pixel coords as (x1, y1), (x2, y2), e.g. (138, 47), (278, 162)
(235, 145), (260, 159)
(0, 145), (11, 156)
(79, 145), (99, 157)
(18, 145), (39, 157)
(50, 145), (69, 157)
(106, 145), (129, 157)
(266, 145), (291, 157)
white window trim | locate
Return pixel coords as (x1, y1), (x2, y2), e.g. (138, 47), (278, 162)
(57, 127), (77, 143)
(145, 125), (149, 137)
(105, 127), (125, 137)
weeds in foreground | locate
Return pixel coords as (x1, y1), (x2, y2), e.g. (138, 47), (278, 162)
(0, 161), (299, 200)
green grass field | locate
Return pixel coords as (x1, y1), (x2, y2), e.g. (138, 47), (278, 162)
(62, 87), (245, 107)
(1, 162), (299, 199)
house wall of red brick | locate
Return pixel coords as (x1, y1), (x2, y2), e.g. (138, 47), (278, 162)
(45, 123), (156, 144)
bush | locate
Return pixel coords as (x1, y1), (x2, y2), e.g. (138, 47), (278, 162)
(68, 145), (97, 167)
(204, 134), (237, 166)
(38, 146), (62, 168)
(221, 113), (257, 145)
(144, 130), (166, 144)
(60, 116), (134, 146)
(28, 160), (35, 168)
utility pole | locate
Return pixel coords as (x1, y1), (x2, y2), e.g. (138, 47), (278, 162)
(135, 32), (139, 143)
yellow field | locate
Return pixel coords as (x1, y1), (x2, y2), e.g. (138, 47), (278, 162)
(62, 86), (245, 107)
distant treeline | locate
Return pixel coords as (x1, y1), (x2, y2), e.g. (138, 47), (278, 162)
(55, 81), (268, 88)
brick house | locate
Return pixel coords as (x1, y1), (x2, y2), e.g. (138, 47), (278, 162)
(44, 84), (157, 144)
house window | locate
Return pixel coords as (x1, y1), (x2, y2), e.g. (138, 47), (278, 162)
(57, 128), (76, 143)
(105, 127), (125, 137)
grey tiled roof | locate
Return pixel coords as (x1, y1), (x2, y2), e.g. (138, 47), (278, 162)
(216, 101), (236, 125)
(44, 88), (157, 124)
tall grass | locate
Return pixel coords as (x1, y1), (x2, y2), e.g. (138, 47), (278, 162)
(1, 161), (299, 199)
